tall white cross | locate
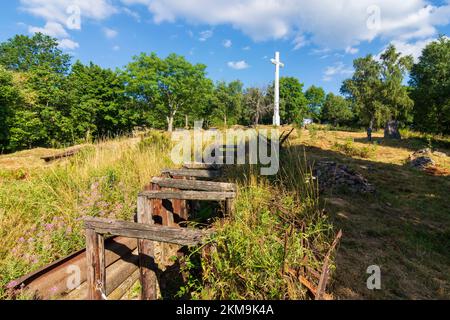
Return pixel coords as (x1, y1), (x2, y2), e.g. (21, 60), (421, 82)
(271, 51), (284, 126)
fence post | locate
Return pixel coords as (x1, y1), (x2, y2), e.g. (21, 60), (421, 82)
(137, 194), (158, 300)
(86, 229), (105, 300)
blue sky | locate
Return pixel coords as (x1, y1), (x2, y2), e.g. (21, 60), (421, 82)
(1, 1), (449, 94)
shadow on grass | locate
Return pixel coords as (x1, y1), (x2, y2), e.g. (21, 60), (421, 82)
(282, 143), (450, 299)
(353, 136), (450, 154)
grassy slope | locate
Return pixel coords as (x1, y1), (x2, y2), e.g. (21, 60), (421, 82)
(0, 133), (173, 297)
(288, 127), (450, 299)
(1, 127), (449, 299)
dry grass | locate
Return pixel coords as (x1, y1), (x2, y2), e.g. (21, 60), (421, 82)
(0, 133), (173, 297)
(286, 126), (450, 299)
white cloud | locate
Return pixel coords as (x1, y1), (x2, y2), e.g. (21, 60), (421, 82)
(103, 27), (118, 39)
(199, 29), (213, 41)
(113, 45), (120, 51)
(383, 38), (435, 62)
(292, 34), (308, 50)
(58, 38), (79, 50)
(227, 60), (250, 70)
(323, 62), (353, 82)
(345, 46), (359, 55)
(243, 46), (251, 51)
(28, 21), (69, 38)
(222, 39), (232, 48)
(120, 0), (450, 50)
(121, 7), (141, 22)
(20, 0), (118, 28)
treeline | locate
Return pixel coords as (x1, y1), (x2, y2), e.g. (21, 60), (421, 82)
(0, 33), (449, 152)
(0, 33), (316, 152)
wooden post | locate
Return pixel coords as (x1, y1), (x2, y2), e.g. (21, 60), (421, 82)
(85, 229), (105, 300)
(225, 197), (234, 216)
(137, 195), (158, 300)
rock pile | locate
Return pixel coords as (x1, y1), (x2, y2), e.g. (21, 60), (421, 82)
(313, 161), (375, 194)
(409, 148), (435, 170)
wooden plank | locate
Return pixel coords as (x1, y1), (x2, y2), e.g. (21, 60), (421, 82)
(84, 217), (212, 246)
(41, 147), (82, 162)
(64, 249), (139, 300)
(139, 190), (235, 201)
(280, 128), (295, 146)
(137, 195), (157, 300)
(225, 198), (234, 216)
(151, 177), (236, 192)
(85, 229), (105, 300)
(316, 229), (342, 300)
(108, 269), (140, 300)
(12, 236), (137, 300)
(183, 163), (223, 170)
(161, 169), (222, 179)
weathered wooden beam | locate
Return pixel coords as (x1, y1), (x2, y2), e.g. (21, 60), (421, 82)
(137, 195), (157, 300)
(161, 169), (222, 179)
(11, 236), (137, 300)
(84, 217), (212, 247)
(280, 128), (295, 147)
(151, 177), (236, 192)
(41, 147), (82, 162)
(139, 190), (236, 201)
(64, 250), (139, 300)
(316, 229), (342, 300)
(183, 163), (223, 170)
(85, 229), (105, 300)
(109, 269), (140, 300)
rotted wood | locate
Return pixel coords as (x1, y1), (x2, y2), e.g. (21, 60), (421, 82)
(315, 229), (342, 300)
(85, 229), (106, 300)
(183, 163), (223, 170)
(161, 169), (222, 179)
(41, 147), (82, 162)
(151, 177), (236, 192)
(137, 195), (157, 300)
(280, 128), (295, 147)
(84, 217), (213, 247)
(139, 190), (236, 201)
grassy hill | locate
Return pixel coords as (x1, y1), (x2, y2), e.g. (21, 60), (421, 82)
(1, 127), (449, 299)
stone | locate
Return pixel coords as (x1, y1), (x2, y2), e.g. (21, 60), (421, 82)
(384, 120), (401, 139)
(410, 156), (435, 169)
(313, 161), (375, 194)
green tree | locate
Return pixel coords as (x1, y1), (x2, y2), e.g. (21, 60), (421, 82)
(410, 36), (450, 134)
(305, 85), (326, 121)
(321, 93), (353, 126)
(379, 45), (414, 137)
(0, 33), (71, 74)
(123, 53), (213, 131)
(68, 61), (135, 140)
(267, 77), (308, 124)
(341, 55), (385, 130)
(210, 80), (244, 127)
(243, 87), (270, 125)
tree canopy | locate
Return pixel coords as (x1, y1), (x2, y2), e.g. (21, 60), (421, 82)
(410, 36), (450, 134)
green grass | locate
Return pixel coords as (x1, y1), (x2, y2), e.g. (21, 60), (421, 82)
(179, 149), (336, 300)
(0, 132), (173, 298)
(332, 138), (378, 159)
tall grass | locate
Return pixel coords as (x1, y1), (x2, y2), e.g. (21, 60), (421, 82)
(183, 147), (336, 300)
(0, 132), (172, 298)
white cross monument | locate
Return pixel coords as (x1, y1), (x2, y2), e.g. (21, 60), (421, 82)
(271, 51), (284, 126)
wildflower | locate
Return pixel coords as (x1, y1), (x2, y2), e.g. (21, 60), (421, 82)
(18, 237), (25, 243)
(7, 281), (18, 289)
(45, 223), (54, 231)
